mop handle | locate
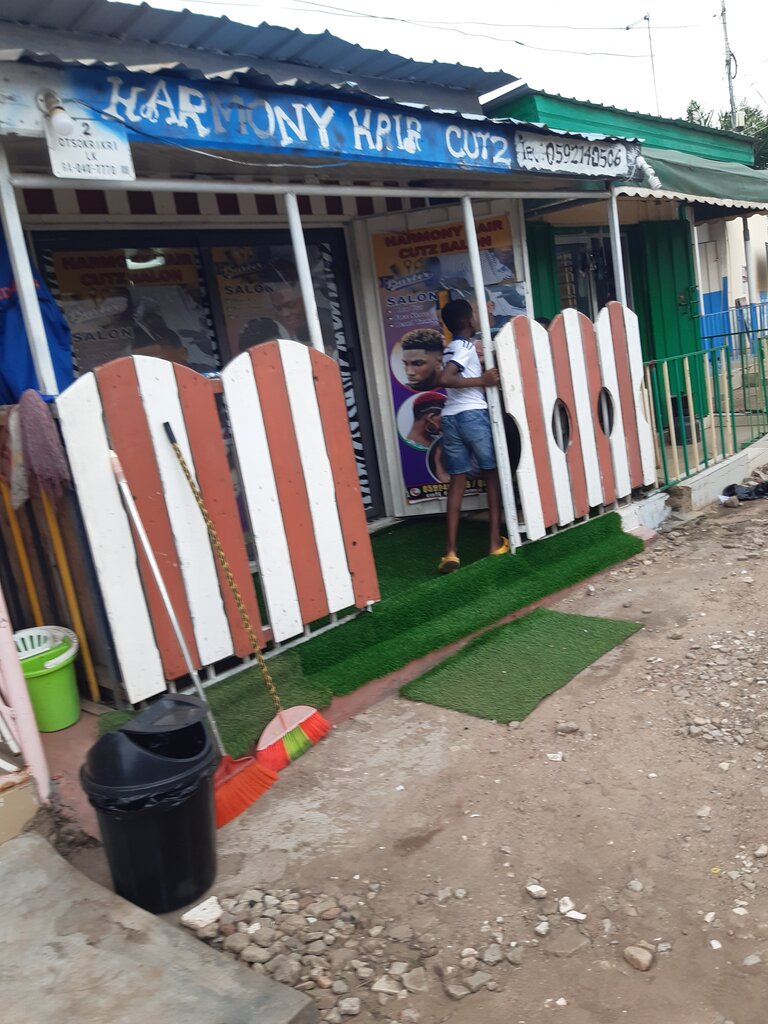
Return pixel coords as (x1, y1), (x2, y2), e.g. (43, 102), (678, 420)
(108, 451), (225, 756)
(161, 423), (284, 716)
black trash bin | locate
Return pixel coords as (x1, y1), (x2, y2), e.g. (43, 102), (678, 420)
(81, 694), (218, 914)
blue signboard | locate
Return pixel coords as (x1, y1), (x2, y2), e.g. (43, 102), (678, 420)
(0, 65), (638, 179)
(54, 69), (524, 175)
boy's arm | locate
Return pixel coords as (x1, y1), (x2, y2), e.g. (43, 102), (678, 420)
(440, 361), (499, 389)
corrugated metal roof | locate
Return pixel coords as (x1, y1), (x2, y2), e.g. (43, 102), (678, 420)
(0, 0), (515, 101)
(489, 83), (748, 144)
(0, 48), (640, 145)
(616, 185), (768, 213)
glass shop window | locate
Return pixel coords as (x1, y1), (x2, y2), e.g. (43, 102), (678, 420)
(42, 247), (219, 374)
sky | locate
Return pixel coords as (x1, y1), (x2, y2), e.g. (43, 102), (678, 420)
(115, 0), (768, 121)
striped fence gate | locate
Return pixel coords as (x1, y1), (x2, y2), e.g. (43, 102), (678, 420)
(56, 340), (379, 704)
(496, 303), (656, 541)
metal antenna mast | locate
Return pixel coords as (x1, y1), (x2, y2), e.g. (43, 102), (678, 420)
(721, 0), (738, 128)
(626, 13), (660, 116)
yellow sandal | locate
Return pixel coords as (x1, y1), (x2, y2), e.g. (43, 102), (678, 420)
(437, 554), (461, 574)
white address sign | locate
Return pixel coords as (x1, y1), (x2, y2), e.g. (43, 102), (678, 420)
(514, 131), (630, 177)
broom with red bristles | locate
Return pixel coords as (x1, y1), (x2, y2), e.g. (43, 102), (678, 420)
(162, 423), (332, 771)
(110, 450), (277, 826)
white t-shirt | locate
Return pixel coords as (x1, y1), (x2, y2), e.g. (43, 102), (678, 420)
(441, 337), (487, 416)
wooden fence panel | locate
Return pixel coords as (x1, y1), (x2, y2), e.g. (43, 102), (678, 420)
(497, 303), (654, 542)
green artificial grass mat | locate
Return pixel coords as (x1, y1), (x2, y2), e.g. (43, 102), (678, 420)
(401, 607), (641, 722)
(370, 517), (489, 599)
(98, 515), (642, 756)
(98, 651), (332, 759)
(298, 513), (643, 696)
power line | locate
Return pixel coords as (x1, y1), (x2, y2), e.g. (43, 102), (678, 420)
(280, 0), (701, 32)
(168, 0), (654, 56)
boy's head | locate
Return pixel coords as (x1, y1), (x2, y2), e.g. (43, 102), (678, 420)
(400, 328), (444, 391)
(441, 298), (475, 338)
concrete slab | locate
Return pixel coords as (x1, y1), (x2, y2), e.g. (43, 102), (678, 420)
(667, 436), (768, 511)
(0, 834), (316, 1024)
(617, 491), (669, 532)
(0, 773), (38, 846)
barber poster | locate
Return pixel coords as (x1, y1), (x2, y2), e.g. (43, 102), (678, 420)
(372, 215), (525, 504)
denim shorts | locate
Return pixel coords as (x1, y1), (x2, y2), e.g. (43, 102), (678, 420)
(440, 409), (497, 476)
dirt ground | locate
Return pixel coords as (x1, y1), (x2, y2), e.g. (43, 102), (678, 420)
(72, 500), (768, 1023)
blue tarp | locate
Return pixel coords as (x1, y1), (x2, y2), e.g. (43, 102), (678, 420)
(0, 228), (73, 403)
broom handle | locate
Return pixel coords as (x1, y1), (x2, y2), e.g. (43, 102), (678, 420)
(109, 451), (226, 758)
(0, 480), (44, 626)
(162, 423), (284, 717)
(39, 490), (100, 703)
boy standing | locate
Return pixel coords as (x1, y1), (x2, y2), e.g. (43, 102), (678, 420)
(437, 298), (508, 574)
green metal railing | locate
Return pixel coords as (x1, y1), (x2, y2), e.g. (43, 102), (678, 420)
(643, 338), (768, 488)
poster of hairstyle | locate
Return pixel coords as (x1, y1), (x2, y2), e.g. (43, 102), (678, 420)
(372, 215), (525, 503)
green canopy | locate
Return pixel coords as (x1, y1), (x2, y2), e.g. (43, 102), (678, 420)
(625, 146), (768, 209)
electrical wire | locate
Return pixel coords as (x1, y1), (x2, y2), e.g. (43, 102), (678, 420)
(166, 0), (700, 30)
(282, 0), (701, 32)
(149, 0), (689, 56)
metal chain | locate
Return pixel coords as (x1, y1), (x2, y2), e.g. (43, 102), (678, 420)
(169, 441), (283, 715)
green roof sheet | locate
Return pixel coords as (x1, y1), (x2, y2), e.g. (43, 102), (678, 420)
(632, 147), (768, 207)
(486, 89), (754, 166)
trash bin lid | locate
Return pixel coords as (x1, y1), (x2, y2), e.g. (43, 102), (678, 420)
(81, 696), (215, 807)
(121, 694), (208, 736)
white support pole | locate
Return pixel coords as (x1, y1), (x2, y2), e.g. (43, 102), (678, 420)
(0, 142), (59, 395)
(461, 196), (520, 550)
(608, 187), (628, 306)
(285, 191), (324, 353)
(515, 198), (536, 318)
(687, 207), (705, 309)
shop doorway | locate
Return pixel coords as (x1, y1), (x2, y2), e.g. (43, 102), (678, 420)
(554, 232), (630, 320)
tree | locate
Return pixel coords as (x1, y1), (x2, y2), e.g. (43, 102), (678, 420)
(685, 100), (713, 127)
(686, 97), (768, 169)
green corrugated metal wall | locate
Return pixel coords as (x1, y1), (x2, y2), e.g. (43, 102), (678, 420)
(525, 221), (560, 321)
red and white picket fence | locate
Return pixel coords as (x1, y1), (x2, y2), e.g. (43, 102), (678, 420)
(56, 340), (379, 704)
(497, 304), (655, 541)
(53, 304), (654, 705)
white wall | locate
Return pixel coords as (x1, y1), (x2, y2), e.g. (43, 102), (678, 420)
(697, 213), (768, 310)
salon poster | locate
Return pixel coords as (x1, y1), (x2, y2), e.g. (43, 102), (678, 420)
(48, 247), (218, 374)
(372, 215), (526, 503)
(210, 245), (336, 359)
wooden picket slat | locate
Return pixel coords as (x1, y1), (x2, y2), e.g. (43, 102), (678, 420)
(249, 343), (329, 626)
(134, 357), (233, 667)
(508, 318), (559, 529)
(549, 314), (589, 518)
(96, 358), (198, 679)
(496, 321), (546, 541)
(563, 310), (603, 509)
(595, 306), (632, 498)
(221, 351), (303, 642)
(576, 313), (616, 506)
(527, 320), (574, 527)
(621, 305), (657, 486)
(279, 341), (355, 613)
(174, 363), (266, 654)
(607, 302), (644, 489)
(309, 348), (380, 608)
(57, 374), (166, 703)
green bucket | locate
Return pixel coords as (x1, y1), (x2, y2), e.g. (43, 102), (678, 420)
(14, 627), (81, 732)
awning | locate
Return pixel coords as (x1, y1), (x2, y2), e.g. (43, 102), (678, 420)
(616, 146), (768, 215)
